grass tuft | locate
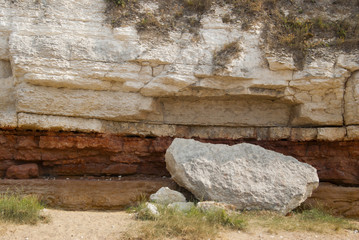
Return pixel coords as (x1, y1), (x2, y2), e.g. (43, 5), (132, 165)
(105, 0), (359, 69)
(213, 41), (242, 73)
(136, 13), (162, 32)
(0, 192), (44, 225)
(126, 202), (358, 239)
(126, 204), (246, 240)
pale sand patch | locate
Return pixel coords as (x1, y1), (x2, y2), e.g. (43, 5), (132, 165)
(0, 209), (358, 240)
(0, 209), (137, 240)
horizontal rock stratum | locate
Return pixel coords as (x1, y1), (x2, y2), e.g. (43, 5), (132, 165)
(165, 138), (319, 214)
(0, 0), (358, 135)
(0, 0), (358, 213)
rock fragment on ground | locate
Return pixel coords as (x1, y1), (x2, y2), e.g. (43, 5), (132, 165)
(149, 187), (186, 205)
(143, 202), (159, 217)
(165, 138), (319, 214)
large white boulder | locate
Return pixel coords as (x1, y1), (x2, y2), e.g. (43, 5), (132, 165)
(165, 138), (319, 214)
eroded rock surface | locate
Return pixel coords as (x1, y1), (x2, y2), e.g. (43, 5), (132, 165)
(2, 130), (359, 185)
(165, 138), (319, 214)
(0, 0), (357, 135)
(0, 0), (358, 214)
(306, 182), (359, 218)
(5, 163), (38, 179)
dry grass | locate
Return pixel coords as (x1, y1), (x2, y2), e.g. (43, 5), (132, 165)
(242, 208), (357, 234)
(0, 192), (44, 225)
(125, 202), (358, 240)
(136, 13), (162, 32)
(213, 41), (242, 73)
(125, 204), (246, 240)
(213, 42), (242, 67)
(183, 0), (212, 13)
(105, 0), (359, 68)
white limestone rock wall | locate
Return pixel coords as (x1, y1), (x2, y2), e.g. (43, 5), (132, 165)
(0, 0), (358, 140)
(0, 59), (16, 128)
(345, 71), (359, 125)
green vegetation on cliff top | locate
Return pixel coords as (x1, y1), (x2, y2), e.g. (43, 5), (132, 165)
(105, 0), (359, 68)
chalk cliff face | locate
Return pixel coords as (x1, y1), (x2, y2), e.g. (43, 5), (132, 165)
(0, 0), (358, 142)
(1, 0), (359, 213)
(1, 0), (359, 172)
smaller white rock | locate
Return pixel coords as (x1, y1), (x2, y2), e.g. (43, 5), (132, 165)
(144, 202), (159, 216)
(168, 202), (194, 212)
(150, 187), (186, 205)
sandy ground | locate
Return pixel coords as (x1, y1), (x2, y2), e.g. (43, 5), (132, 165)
(0, 209), (358, 240)
(0, 209), (136, 240)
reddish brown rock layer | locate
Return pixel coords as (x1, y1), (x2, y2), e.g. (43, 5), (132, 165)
(6, 163), (38, 179)
(1, 130), (359, 186)
(251, 141), (359, 186)
(305, 182), (359, 218)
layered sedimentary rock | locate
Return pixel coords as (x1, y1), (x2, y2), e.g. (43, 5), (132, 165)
(2, 129), (359, 186)
(0, 0), (358, 212)
(0, 0), (358, 133)
(305, 183), (359, 218)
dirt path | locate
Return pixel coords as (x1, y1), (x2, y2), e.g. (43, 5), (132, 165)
(0, 209), (358, 240)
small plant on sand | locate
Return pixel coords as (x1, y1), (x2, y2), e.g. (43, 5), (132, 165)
(126, 204), (246, 240)
(0, 191), (44, 224)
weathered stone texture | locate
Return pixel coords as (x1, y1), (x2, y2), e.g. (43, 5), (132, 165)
(6, 163), (39, 179)
(306, 182), (359, 218)
(165, 139), (319, 214)
(16, 84), (157, 121)
(254, 141), (359, 186)
(0, 0), (357, 132)
(160, 98), (292, 126)
(345, 71), (359, 125)
(1, 130), (359, 185)
(0, 0), (358, 213)
(0, 130), (172, 178)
